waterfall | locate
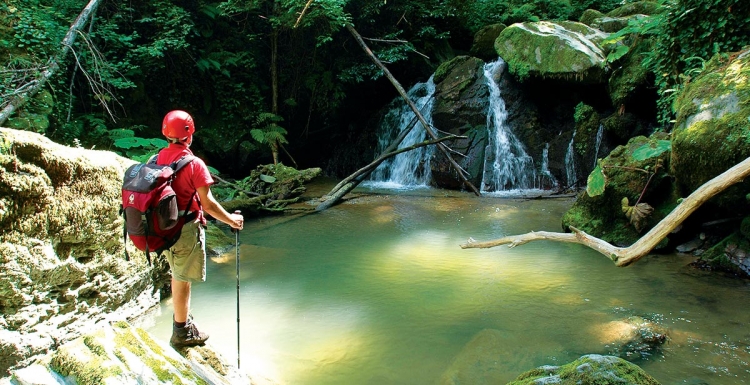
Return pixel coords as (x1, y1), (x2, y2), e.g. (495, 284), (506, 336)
(538, 143), (557, 190)
(480, 59), (536, 192)
(565, 132), (577, 188)
(368, 78), (436, 188)
(593, 124), (604, 168)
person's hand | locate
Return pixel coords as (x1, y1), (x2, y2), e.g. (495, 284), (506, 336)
(229, 212), (244, 230)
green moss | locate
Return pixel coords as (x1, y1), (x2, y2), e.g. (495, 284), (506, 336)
(579, 9), (605, 26)
(507, 355), (660, 385)
(607, 1), (663, 17)
(114, 325), (208, 385)
(83, 335), (106, 357)
(699, 233), (749, 274)
(434, 56), (468, 84)
(496, 22), (606, 83)
(50, 350), (113, 385)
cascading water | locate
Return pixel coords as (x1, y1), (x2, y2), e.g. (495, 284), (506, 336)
(593, 123), (604, 168)
(538, 143), (557, 190)
(368, 78), (436, 188)
(565, 132), (577, 188)
(480, 59), (537, 192)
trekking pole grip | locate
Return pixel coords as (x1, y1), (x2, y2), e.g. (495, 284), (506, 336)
(231, 210), (241, 233)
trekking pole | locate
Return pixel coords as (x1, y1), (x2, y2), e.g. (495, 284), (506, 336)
(233, 210), (241, 369)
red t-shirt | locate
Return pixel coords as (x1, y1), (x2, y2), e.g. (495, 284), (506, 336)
(156, 143), (213, 225)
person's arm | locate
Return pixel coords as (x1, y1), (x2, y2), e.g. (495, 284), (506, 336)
(197, 185), (243, 230)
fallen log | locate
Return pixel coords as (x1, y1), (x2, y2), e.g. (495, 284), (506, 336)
(461, 155), (750, 267)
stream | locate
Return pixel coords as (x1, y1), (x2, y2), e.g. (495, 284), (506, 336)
(143, 180), (750, 384)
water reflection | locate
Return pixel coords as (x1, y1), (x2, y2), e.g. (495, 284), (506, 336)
(145, 187), (750, 385)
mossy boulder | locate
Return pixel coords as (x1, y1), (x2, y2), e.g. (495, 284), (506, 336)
(507, 354), (660, 385)
(494, 21), (608, 83)
(671, 48), (750, 216)
(579, 9), (606, 26)
(607, 1), (663, 18)
(562, 133), (677, 246)
(470, 23), (506, 61)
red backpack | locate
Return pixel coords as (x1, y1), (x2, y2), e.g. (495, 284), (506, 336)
(121, 155), (197, 264)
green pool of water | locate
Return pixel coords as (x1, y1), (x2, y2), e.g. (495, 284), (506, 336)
(146, 186), (750, 384)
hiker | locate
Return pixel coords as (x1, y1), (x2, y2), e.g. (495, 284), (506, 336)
(157, 109), (244, 347)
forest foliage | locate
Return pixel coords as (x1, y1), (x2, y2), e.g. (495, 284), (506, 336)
(1, 0), (749, 175)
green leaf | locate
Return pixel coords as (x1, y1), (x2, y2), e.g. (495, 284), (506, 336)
(632, 140), (671, 161)
(586, 165), (606, 197)
(259, 174), (276, 183)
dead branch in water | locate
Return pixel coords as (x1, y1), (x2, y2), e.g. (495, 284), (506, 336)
(461, 156), (750, 267)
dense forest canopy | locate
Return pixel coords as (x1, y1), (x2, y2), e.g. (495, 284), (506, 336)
(1, 0), (748, 177)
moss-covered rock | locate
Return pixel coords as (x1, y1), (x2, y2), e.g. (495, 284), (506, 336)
(12, 321), (251, 385)
(562, 133), (677, 246)
(579, 9), (606, 26)
(671, 48), (750, 215)
(608, 37), (654, 107)
(607, 1), (663, 18)
(470, 23), (506, 61)
(494, 21), (608, 83)
(507, 354), (660, 385)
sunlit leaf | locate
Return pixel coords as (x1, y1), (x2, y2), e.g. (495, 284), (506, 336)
(632, 140), (671, 161)
(586, 165), (606, 197)
(259, 174), (276, 183)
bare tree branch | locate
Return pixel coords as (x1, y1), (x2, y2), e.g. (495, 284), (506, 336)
(461, 155), (750, 267)
(0, 0), (102, 126)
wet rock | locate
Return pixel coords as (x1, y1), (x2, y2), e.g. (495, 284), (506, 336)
(8, 322), (265, 385)
(507, 354), (660, 384)
(603, 316), (669, 361)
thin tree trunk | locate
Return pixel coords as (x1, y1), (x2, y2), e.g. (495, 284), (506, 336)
(0, 0), (101, 126)
(345, 24), (481, 196)
(461, 155), (750, 267)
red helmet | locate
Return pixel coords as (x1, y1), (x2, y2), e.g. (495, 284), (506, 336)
(162, 110), (195, 140)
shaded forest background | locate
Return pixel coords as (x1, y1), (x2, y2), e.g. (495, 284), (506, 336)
(1, 0), (748, 182)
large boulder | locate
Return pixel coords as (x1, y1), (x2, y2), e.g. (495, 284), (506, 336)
(562, 132), (675, 246)
(430, 56), (492, 189)
(470, 23), (506, 62)
(671, 48), (750, 215)
(494, 21), (609, 83)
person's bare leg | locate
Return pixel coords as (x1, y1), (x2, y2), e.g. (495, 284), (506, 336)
(172, 278), (191, 323)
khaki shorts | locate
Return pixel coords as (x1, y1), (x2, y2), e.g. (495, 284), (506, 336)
(163, 221), (206, 283)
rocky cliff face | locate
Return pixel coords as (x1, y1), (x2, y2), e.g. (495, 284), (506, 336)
(0, 128), (164, 374)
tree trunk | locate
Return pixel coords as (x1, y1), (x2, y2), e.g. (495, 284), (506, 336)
(0, 0), (101, 126)
(461, 155), (750, 267)
(344, 24), (481, 196)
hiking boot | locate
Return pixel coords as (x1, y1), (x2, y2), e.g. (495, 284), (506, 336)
(170, 316), (209, 348)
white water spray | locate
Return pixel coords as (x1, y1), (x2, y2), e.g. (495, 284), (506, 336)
(480, 59), (536, 192)
(369, 78), (436, 188)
